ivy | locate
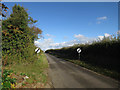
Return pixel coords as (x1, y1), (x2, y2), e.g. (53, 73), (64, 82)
(2, 4), (42, 65)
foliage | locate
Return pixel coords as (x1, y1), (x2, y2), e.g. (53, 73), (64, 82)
(2, 69), (17, 88)
(6, 52), (49, 87)
(2, 4), (42, 65)
(1, 3), (48, 88)
(46, 34), (120, 74)
(0, 3), (9, 17)
(30, 26), (42, 39)
(20, 73), (27, 76)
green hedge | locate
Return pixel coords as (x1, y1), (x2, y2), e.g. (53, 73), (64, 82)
(2, 4), (40, 65)
(46, 40), (120, 73)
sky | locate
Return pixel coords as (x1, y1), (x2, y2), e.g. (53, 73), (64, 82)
(2, 0), (120, 2)
(3, 2), (119, 51)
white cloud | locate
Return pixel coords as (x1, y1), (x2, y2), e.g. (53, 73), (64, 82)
(97, 16), (107, 20)
(98, 36), (104, 40)
(46, 34), (55, 38)
(104, 33), (111, 37)
(96, 16), (107, 24)
(74, 34), (84, 38)
(74, 34), (95, 43)
(34, 35), (92, 51)
(34, 38), (79, 51)
(34, 33), (112, 51)
(98, 33), (111, 40)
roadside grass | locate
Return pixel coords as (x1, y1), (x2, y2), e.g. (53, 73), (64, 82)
(51, 54), (120, 81)
(68, 60), (120, 81)
(3, 52), (49, 88)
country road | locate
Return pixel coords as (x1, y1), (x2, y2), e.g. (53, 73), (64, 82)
(45, 53), (120, 88)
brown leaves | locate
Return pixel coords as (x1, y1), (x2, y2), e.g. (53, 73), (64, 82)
(31, 26), (42, 35)
(2, 25), (24, 38)
(7, 25), (24, 34)
(1, 3), (9, 17)
(2, 30), (9, 36)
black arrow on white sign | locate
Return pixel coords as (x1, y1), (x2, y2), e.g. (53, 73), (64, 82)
(77, 48), (81, 60)
(35, 48), (40, 54)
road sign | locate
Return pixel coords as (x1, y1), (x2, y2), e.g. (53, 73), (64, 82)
(77, 48), (81, 53)
(35, 48), (40, 54)
(77, 48), (81, 60)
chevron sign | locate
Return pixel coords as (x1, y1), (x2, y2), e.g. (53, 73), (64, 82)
(35, 48), (40, 54)
(77, 48), (81, 53)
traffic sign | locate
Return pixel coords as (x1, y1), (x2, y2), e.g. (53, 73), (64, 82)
(35, 48), (40, 54)
(77, 48), (81, 53)
(77, 48), (81, 60)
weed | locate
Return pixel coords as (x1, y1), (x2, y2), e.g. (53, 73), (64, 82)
(2, 69), (17, 88)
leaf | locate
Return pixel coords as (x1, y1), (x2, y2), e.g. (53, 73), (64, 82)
(3, 81), (11, 88)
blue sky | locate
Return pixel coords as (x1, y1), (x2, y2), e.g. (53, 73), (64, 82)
(4, 2), (118, 51)
(2, 0), (120, 2)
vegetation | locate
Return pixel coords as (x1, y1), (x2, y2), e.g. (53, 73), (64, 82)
(1, 4), (49, 88)
(2, 4), (42, 65)
(3, 52), (49, 88)
(46, 33), (120, 81)
(1, 3), (9, 17)
(2, 69), (17, 88)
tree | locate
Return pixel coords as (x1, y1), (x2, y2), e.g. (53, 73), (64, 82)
(2, 4), (42, 65)
(0, 3), (9, 17)
(30, 26), (42, 40)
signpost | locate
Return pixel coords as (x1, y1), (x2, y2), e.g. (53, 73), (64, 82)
(35, 48), (40, 56)
(77, 48), (81, 60)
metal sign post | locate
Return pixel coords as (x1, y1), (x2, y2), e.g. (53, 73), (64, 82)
(78, 53), (80, 60)
(77, 48), (81, 60)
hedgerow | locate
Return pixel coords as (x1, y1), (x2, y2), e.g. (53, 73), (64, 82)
(2, 4), (42, 65)
(46, 36), (120, 73)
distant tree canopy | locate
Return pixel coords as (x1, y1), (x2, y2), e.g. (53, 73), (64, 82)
(2, 4), (42, 65)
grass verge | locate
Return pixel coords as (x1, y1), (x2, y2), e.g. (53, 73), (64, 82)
(3, 52), (50, 88)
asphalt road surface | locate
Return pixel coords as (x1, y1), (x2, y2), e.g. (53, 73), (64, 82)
(45, 53), (120, 88)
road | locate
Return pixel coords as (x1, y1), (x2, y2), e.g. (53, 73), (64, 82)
(45, 53), (120, 88)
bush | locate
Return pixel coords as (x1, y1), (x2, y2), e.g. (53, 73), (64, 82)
(46, 40), (120, 73)
(2, 4), (42, 65)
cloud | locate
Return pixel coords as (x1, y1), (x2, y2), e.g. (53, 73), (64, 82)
(34, 38), (54, 51)
(96, 16), (107, 24)
(104, 33), (111, 37)
(97, 16), (107, 20)
(96, 21), (101, 24)
(74, 34), (84, 38)
(34, 38), (81, 51)
(98, 36), (104, 40)
(74, 34), (95, 43)
(98, 33), (111, 40)
(35, 33), (112, 51)
(46, 33), (55, 38)
(35, 34), (97, 51)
